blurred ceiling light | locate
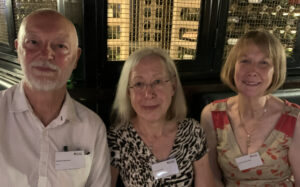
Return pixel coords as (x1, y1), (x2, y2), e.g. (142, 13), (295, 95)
(248, 0), (262, 3)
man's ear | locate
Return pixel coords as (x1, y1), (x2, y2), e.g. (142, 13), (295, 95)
(73, 47), (82, 69)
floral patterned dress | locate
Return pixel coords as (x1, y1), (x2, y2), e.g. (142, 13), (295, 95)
(211, 98), (300, 186)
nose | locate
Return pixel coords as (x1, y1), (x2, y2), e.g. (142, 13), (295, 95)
(144, 84), (155, 98)
(247, 71), (257, 77)
(40, 43), (55, 60)
(247, 64), (257, 77)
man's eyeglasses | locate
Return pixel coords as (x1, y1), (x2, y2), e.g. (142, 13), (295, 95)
(129, 79), (171, 92)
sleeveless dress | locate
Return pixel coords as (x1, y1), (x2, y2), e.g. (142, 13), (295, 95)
(211, 98), (300, 186)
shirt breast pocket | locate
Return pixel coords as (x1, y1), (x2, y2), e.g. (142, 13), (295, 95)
(56, 154), (93, 187)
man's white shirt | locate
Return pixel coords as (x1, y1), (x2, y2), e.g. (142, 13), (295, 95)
(0, 82), (111, 187)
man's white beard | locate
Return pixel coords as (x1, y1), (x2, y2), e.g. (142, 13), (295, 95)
(21, 60), (73, 91)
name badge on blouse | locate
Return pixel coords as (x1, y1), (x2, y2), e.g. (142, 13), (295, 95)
(235, 152), (263, 171)
(55, 151), (85, 170)
(151, 158), (179, 180)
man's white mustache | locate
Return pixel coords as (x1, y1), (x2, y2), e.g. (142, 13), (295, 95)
(30, 61), (59, 71)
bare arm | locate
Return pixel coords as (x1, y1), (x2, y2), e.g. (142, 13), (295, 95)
(110, 166), (119, 187)
(193, 153), (216, 187)
(200, 104), (224, 187)
(289, 113), (300, 186)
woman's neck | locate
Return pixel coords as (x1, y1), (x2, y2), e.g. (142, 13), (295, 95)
(237, 94), (269, 119)
(133, 117), (175, 137)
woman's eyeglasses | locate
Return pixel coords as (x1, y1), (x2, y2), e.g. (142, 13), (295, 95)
(129, 79), (171, 92)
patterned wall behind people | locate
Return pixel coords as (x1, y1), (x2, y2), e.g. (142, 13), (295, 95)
(225, 0), (300, 63)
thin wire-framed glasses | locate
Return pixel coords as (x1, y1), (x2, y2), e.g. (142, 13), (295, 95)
(129, 78), (171, 92)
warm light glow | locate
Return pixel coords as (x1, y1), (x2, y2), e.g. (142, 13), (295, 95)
(248, 0), (262, 3)
(294, 13), (300, 17)
(227, 38), (238, 45)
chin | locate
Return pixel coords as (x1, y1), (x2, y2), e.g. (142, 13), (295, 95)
(25, 77), (65, 91)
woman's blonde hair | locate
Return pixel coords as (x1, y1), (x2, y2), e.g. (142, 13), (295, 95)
(111, 47), (187, 126)
(221, 30), (286, 94)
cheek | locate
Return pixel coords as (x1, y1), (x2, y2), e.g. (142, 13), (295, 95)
(129, 92), (139, 108)
(130, 96), (143, 115)
(266, 68), (274, 82)
(160, 90), (173, 106)
(268, 68), (274, 76)
(61, 53), (72, 61)
(234, 69), (240, 84)
(18, 47), (30, 61)
(59, 53), (77, 68)
(233, 63), (240, 78)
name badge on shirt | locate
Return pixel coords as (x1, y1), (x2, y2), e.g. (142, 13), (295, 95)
(55, 151), (85, 170)
(151, 158), (179, 180)
(235, 152), (263, 171)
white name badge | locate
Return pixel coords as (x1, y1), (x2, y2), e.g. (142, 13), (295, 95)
(151, 158), (179, 180)
(55, 151), (85, 170)
(235, 152), (263, 171)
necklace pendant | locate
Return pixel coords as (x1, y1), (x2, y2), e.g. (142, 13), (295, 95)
(247, 134), (251, 147)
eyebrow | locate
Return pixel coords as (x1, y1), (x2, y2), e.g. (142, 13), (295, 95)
(24, 32), (39, 38)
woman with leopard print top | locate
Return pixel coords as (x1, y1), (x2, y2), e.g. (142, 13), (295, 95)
(108, 47), (216, 187)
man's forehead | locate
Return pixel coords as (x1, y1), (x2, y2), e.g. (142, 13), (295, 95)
(18, 11), (78, 44)
(24, 30), (72, 40)
(28, 14), (69, 28)
(24, 18), (74, 37)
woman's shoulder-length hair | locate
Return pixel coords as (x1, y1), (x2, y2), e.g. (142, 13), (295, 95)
(111, 47), (187, 126)
(221, 30), (286, 94)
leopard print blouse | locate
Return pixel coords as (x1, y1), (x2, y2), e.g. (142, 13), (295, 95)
(108, 118), (207, 187)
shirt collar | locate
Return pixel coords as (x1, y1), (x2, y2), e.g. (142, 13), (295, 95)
(11, 82), (80, 126)
(11, 82), (31, 113)
(58, 92), (80, 125)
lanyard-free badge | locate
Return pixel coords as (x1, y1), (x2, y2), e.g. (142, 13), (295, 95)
(55, 150), (85, 170)
(235, 152), (263, 171)
(151, 158), (179, 180)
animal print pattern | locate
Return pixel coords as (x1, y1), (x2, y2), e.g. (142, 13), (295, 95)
(108, 118), (207, 187)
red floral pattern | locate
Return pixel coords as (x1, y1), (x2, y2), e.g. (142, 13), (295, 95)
(210, 99), (300, 186)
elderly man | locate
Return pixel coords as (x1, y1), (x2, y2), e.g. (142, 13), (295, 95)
(0, 9), (111, 187)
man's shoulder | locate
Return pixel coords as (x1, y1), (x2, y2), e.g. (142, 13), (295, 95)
(0, 84), (18, 101)
(70, 97), (104, 125)
(0, 85), (20, 115)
